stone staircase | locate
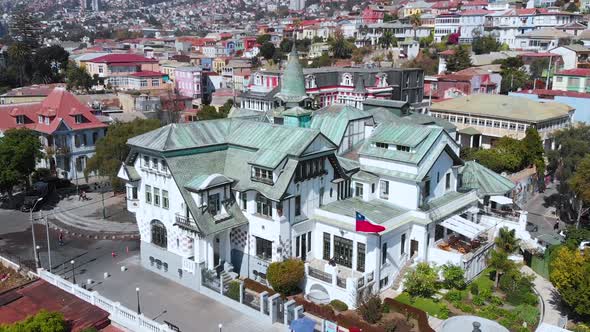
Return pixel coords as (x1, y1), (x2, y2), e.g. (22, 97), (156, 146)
(218, 261), (238, 286)
(391, 254), (415, 291)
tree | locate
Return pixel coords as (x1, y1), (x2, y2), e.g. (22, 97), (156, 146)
(0, 310), (66, 332)
(403, 262), (439, 297)
(550, 246), (590, 318)
(259, 42), (276, 60)
(568, 154), (590, 228)
(329, 30), (354, 59)
(256, 34), (272, 45)
(266, 258), (304, 295)
(409, 13), (421, 39)
(566, 2), (579, 12)
(441, 264), (466, 290)
(66, 63), (95, 92)
(383, 13), (397, 22)
(403, 50), (438, 75)
(7, 42), (31, 87)
(495, 227), (520, 254)
(357, 292), (383, 324)
(85, 119), (160, 190)
(487, 249), (515, 288)
(471, 35), (501, 55)
(530, 58), (549, 80)
(9, 8), (40, 49)
(310, 53), (333, 67)
(32, 45), (70, 84)
(445, 45), (472, 73)
(522, 127), (545, 176)
(0, 128), (43, 200)
(379, 30), (396, 49)
(197, 105), (229, 120)
(498, 57), (531, 94)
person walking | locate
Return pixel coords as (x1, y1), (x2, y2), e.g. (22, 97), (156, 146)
(58, 232), (64, 246)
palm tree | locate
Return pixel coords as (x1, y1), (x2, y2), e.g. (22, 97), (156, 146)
(8, 42), (31, 86)
(380, 30), (395, 49)
(495, 227), (519, 254)
(410, 13), (422, 40)
(487, 249), (514, 288)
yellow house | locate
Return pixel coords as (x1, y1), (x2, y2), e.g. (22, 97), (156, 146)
(0, 84), (66, 105)
(213, 57), (228, 74)
(160, 60), (190, 82)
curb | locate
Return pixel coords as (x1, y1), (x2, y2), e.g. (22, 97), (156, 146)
(46, 218), (140, 240)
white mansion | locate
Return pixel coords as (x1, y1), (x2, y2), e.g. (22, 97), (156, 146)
(119, 49), (529, 308)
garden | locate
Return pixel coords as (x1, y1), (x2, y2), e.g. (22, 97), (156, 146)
(395, 228), (541, 332)
(0, 263), (32, 293)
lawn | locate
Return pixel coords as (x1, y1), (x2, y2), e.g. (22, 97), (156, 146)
(472, 268), (494, 291)
(395, 292), (443, 317)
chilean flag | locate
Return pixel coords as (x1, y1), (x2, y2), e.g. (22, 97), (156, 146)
(355, 212), (386, 233)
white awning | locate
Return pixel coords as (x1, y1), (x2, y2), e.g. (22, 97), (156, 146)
(440, 215), (487, 240)
(490, 195), (513, 205)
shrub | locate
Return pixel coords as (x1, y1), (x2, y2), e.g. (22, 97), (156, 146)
(382, 303), (391, 313)
(438, 305), (450, 319)
(572, 323), (590, 332)
(479, 305), (501, 320)
(381, 320), (398, 332)
(472, 296), (486, 306)
(266, 259), (304, 295)
(80, 329), (99, 332)
(470, 283), (479, 295)
(330, 299), (348, 312)
(500, 269), (538, 306)
(490, 295), (503, 306)
(444, 289), (463, 302)
(357, 292), (383, 324)
(0, 310), (67, 332)
(479, 287), (492, 300)
(404, 262), (439, 297)
(226, 280), (241, 301)
(442, 264), (466, 290)
(514, 304), (540, 326)
(456, 302), (474, 313)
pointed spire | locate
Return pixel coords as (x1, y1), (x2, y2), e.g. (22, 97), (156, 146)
(276, 40), (307, 105)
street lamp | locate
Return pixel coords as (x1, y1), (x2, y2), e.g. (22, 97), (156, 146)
(136, 287), (141, 315)
(35, 245), (41, 268)
(70, 260), (76, 284)
(218, 323), (222, 332)
(30, 197), (43, 270)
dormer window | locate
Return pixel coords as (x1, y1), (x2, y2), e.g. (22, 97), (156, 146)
(44, 117), (50, 125)
(342, 73), (353, 86)
(75, 115), (84, 124)
(16, 115), (24, 125)
(38, 115), (43, 124)
(397, 145), (411, 152)
(252, 166), (273, 184)
(376, 142), (389, 149)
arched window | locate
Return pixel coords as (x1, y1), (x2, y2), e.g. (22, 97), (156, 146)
(305, 75), (316, 89)
(341, 73), (353, 86)
(151, 220), (167, 248)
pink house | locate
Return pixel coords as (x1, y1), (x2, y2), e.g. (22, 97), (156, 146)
(175, 67), (206, 99)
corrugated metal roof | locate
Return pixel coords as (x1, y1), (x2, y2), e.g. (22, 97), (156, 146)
(459, 161), (515, 196)
(310, 104), (372, 145)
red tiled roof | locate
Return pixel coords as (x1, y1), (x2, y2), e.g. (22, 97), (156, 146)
(0, 88), (107, 134)
(459, 9), (490, 15)
(556, 68), (590, 76)
(517, 89), (590, 98)
(89, 53), (157, 64)
(519, 52), (561, 57)
(130, 71), (165, 77)
(516, 8), (537, 15)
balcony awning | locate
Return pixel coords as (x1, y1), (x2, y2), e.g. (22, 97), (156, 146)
(440, 215), (486, 240)
(490, 195), (513, 205)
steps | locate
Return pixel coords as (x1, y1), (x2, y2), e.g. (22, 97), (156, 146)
(220, 270), (234, 285)
(391, 255), (415, 291)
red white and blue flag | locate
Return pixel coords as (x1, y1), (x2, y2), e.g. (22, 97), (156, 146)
(355, 212), (385, 233)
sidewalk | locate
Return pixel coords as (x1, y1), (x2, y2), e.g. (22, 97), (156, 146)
(521, 265), (567, 327)
(46, 190), (138, 238)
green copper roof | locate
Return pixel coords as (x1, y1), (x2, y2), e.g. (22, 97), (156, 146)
(276, 46), (308, 103)
(369, 123), (431, 148)
(459, 161), (515, 196)
(320, 197), (408, 224)
(310, 104), (372, 145)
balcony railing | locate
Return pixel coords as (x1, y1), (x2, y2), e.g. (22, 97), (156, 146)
(175, 213), (196, 227)
(308, 266), (332, 283)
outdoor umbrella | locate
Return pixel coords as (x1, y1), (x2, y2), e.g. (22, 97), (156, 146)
(290, 316), (316, 332)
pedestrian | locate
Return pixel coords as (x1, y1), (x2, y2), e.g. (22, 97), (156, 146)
(554, 220), (559, 231)
(58, 232), (64, 246)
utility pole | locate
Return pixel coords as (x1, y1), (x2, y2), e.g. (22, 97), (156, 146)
(101, 188), (106, 219)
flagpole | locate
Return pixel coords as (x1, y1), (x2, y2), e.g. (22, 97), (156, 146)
(375, 233), (382, 294)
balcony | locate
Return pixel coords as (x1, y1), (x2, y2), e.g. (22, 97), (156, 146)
(175, 213), (198, 230)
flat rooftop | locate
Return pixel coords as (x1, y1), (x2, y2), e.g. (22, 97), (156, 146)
(431, 94), (573, 123)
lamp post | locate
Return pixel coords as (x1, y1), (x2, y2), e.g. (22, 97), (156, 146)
(44, 216), (52, 272)
(35, 245), (41, 268)
(71, 260), (76, 284)
(30, 197), (43, 269)
(136, 287), (141, 314)
(218, 323), (223, 332)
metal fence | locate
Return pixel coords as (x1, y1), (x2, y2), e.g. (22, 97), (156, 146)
(243, 291), (261, 311)
(0, 248), (36, 272)
(201, 268), (220, 293)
